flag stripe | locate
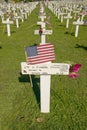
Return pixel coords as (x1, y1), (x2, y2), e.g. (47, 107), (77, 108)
(27, 58), (55, 64)
(29, 51), (55, 58)
(28, 55), (55, 62)
(27, 57), (55, 63)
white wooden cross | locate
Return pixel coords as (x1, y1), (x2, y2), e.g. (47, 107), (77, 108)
(14, 13), (20, 28)
(1, 15), (4, 23)
(59, 12), (66, 23)
(34, 20), (53, 113)
(35, 21), (52, 43)
(20, 9), (28, 20)
(64, 13), (72, 28)
(73, 17), (84, 37)
(57, 9), (61, 20)
(80, 12), (87, 22)
(20, 3), (71, 113)
(39, 15), (46, 22)
(21, 56), (70, 114)
(2, 18), (14, 36)
(21, 20), (70, 113)
(20, 10), (25, 22)
(24, 11), (28, 20)
(73, 10), (80, 19)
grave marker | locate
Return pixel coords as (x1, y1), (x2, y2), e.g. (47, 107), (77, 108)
(14, 13), (20, 28)
(34, 17), (53, 112)
(64, 13), (72, 28)
(2, 18), (14, 36)
(39, 15), (46, 22)
(35, 21), (52, 44)
(73, 17), (84, 37)
(21, 4), (70, 113)
(60, 12), (66, 23)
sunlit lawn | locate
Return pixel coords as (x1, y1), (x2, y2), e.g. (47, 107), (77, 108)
(0, 3), (87, 130)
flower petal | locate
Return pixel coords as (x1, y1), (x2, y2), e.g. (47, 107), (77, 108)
(69, 73), (79, 78)
(73, 64), (82, 72)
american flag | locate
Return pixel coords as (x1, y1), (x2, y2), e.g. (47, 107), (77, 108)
(25, 43), (55, 65)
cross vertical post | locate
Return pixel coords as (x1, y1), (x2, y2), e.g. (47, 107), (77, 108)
(64, 13), (72, 28)
(2, 18), (14, 36)
(73, 18), (84, 37)
(7, 18), (11, 36)
(40, 22), (51, 113)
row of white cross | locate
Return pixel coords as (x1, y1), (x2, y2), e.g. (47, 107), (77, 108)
(47, 1), (87, 37)
(0, 2), (38, 36)
(21, 3), (70, 113)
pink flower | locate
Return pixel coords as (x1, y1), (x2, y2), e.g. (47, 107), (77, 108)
(69, 72), (79, 78)
(69, 64), (82, 78)
(72, 64), (81, 72)
(69, 64), (81, 73)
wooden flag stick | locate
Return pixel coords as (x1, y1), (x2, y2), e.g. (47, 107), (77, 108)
(29, 74), (33, 87)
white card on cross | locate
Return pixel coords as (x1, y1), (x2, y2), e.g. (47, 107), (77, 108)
(21, 62), (70, 75)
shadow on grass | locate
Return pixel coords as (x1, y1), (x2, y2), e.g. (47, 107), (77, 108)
(19, 73), (40, 108)
(4, 30), (16, 35)
(19, 73), (30, 82)
(65, 31), (69, 34)
(64, 31), (75, 36)
(0, 46), (2, 49)
(32, 75), (40, 108)
(71, 32), (75, 36)
(58, 24), (65, 27)
(75, 44), (87, 51)
(11, 31), (16, 34)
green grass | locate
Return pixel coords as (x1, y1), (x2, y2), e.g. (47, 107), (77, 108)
(0, 4), (87, 130)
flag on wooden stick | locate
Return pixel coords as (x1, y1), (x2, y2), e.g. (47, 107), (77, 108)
(25, 43), (55, 65)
